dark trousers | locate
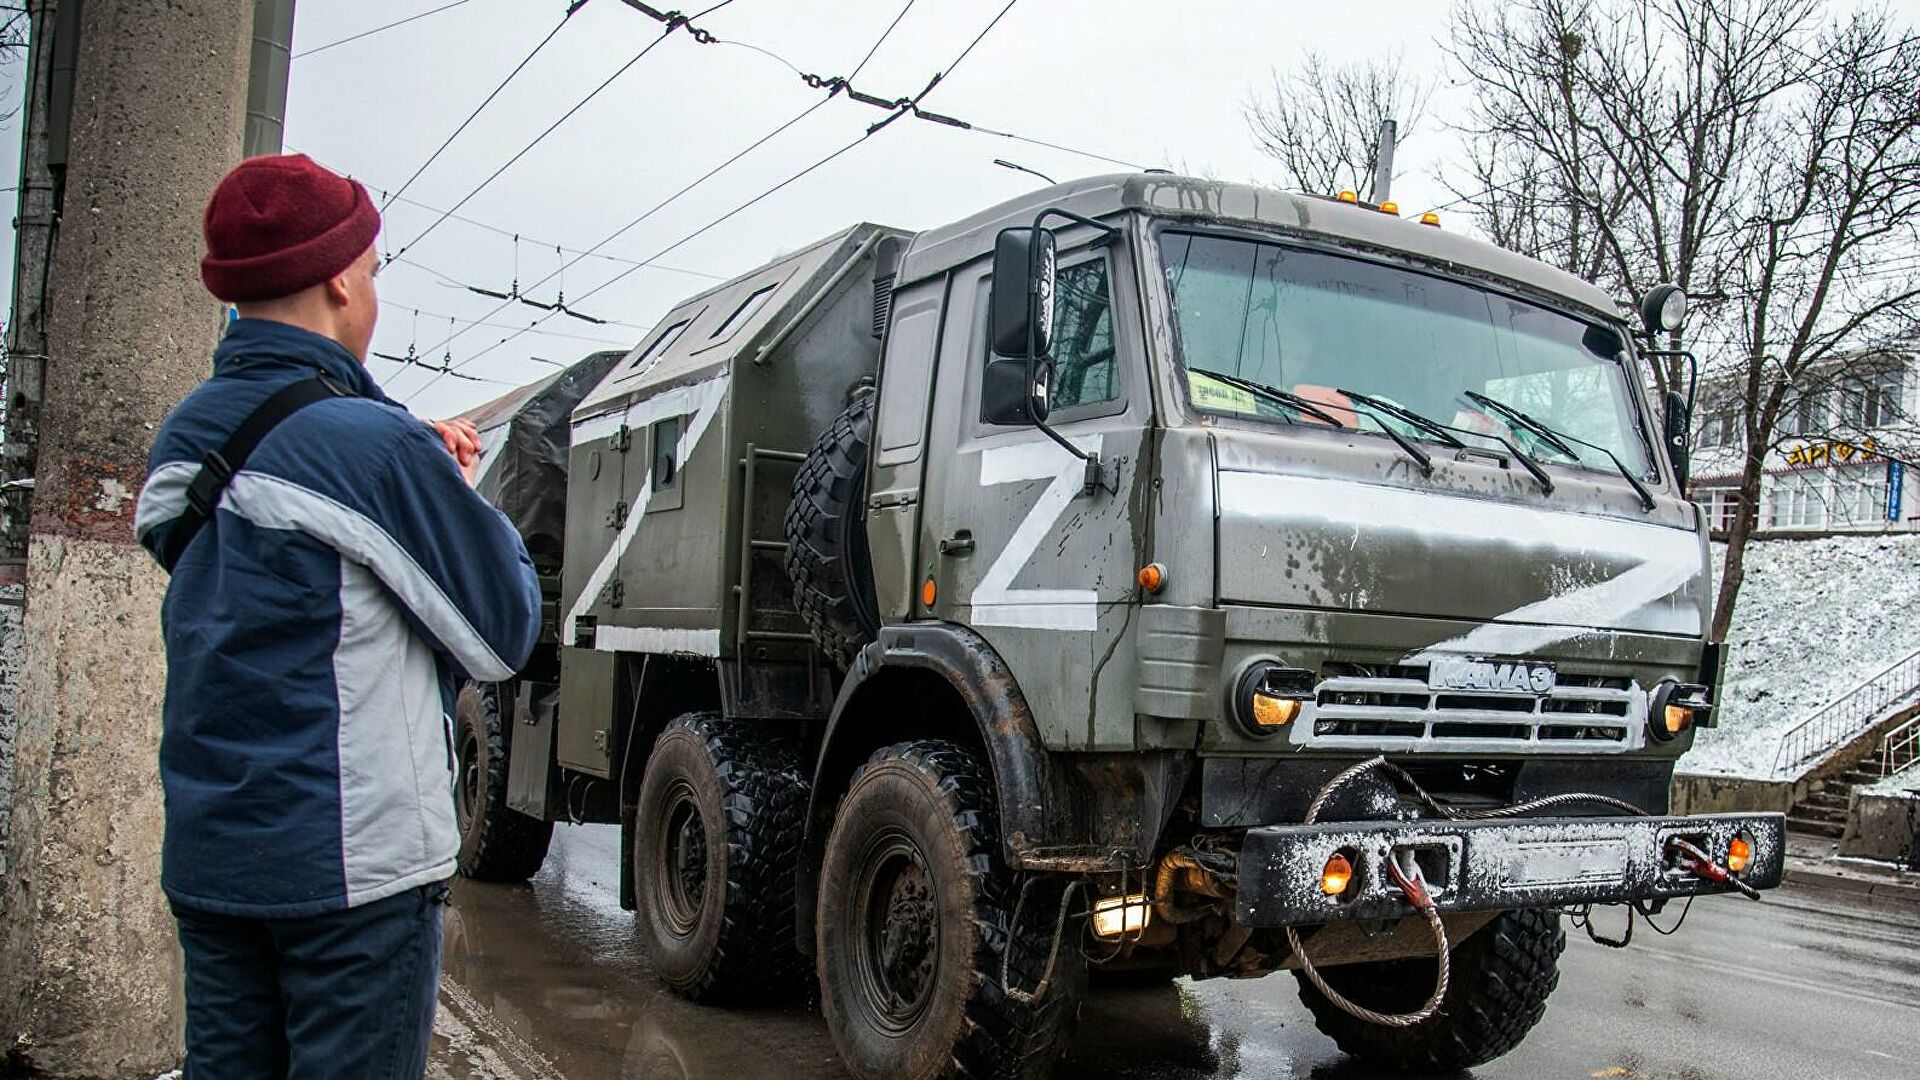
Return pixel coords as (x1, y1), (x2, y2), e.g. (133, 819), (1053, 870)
(172, 883), (448, 1080)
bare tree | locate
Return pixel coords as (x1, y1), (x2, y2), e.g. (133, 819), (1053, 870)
(1449, 0), (1920, 642)
(1244, 49), (1432, 200)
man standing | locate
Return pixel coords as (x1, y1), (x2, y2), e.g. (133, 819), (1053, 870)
(133, 154), (542, 1078)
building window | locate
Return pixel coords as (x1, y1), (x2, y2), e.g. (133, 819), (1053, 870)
(1831, 466), (1890, 526)
(1836, 368), (1905, 432)
(1766, 472), (1825, 529)
(1779, 389), (1823, 437)
(1693, 487), (1743, 533)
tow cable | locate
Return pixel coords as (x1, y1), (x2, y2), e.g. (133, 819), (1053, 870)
(1286, 755), (1761, 1028)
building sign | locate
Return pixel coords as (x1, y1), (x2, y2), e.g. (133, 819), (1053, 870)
(1890, 461), (1905, 521)
(1780, 437), (1883, 469)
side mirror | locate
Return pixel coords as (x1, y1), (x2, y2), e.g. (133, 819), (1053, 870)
(1665, 390), (1691, 489)
(990, 227), (1056, 358)
(1639, 283), (1688, 336)
(982, 356), (1052, 425)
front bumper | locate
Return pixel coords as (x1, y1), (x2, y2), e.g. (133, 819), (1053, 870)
(1236, 812), (1784, 928)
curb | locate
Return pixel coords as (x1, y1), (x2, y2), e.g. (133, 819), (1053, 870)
(1782, 861), (1920, 913)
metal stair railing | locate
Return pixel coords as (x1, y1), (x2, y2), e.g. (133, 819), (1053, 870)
(1771, 646), (1920, 777)
(1878, 712), (1920, 777)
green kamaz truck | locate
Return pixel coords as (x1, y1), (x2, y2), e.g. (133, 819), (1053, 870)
(453, 174), (1782, 1079)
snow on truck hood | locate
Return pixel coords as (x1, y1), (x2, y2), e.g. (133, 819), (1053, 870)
(1216, 470), (1707, 652)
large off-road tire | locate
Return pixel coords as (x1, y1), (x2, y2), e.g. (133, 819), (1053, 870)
(453, 682), (554, 882)
(633, 713), (810, 1004)
(817, 740), (1086, 1080)
(785, 389), (880, 668)
(1293, 907), (1565, 1072)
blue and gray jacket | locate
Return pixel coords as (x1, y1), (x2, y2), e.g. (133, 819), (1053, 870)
(136, 318), (541, 917)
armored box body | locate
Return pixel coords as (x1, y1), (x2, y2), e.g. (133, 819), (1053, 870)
(554, 224), (909, 774)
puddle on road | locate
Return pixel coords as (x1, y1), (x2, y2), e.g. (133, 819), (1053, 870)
(431, 825), (1352, 1080)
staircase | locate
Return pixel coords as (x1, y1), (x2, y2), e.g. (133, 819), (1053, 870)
(1787, 763), (1883, 838)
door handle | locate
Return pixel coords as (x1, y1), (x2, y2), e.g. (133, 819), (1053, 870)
(939, 530), (975, 556)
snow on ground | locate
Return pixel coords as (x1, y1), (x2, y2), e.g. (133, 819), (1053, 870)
(1681, 533), (1920, 779)
(1866, 759), (1920, 796)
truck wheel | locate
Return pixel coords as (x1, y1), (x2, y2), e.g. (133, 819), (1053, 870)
(633, 713), (810, 1004)
(818, 741), (1085, 1080)
(453, 682), (554, 882)
(785, 388), (880, 668)
(1293, 907), (1565, 1072)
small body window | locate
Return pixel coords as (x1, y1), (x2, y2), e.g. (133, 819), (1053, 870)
(651, 416), (681, 490)
(629, 319), (690, 371)
(710, 283), (779, 342)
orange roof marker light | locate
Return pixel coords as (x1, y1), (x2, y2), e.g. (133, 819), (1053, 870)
(1336, 190), (1359, 203)
(1380, 201), (1400, 215)
(1420, 211), (1442, 227)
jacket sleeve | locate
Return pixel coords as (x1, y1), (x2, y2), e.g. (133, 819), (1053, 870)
(356, 421), (543, 681)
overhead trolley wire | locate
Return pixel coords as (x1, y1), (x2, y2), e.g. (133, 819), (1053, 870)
(294, 0), (473, 61)
(386, 0), (739, 266)
(379, 0), (591, 214)
(399, 0), (925, 388)
(407, 0), (1028, 398)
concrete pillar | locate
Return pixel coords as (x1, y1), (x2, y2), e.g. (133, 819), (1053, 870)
(0, 1), (256, 1074)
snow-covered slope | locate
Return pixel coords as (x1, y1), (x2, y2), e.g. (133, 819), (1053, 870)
(1681, 533), (1920, 778)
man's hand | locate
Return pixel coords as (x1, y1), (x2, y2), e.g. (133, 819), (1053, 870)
(430, 418), (482, 485)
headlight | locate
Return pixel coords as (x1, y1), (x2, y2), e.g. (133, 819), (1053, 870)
(1233, 662), (1316, 738)
(1648, 680), (1712, 741)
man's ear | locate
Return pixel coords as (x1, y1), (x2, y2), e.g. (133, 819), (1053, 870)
(323, 270), (353, 308)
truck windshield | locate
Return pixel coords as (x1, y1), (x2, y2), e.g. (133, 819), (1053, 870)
(1158, 231), (1654, 479)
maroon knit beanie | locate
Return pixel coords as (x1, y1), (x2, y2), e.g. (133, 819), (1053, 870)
(200, 154), (381, 303)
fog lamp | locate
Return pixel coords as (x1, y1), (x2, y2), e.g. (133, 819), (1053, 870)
(1091, 894), (1151, 939)
(1321, 852), (1355, 896)
(1727, 834), (1753, 874)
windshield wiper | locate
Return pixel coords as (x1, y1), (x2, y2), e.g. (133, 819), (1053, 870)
(1340, 387), (1556, 496)
(1333, 387), (1465, 477)
(1197, 370), (1349, 428)
(1464, 390), (1657, 511)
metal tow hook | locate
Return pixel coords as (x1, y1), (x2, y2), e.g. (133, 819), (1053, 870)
(1385, 849), (1434, 911)
(1666, 837), (1761, 900)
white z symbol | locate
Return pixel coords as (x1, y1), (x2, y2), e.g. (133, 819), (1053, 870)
(970, 435), (1103, 631)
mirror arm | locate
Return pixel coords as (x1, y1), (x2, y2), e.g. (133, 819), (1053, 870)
(1641, 348), (1700, 414)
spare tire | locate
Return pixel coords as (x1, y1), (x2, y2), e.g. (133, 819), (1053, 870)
(785, 389), (881, 668)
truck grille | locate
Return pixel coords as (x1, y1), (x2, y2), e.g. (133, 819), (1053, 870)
(1305, 663), (1642, 752)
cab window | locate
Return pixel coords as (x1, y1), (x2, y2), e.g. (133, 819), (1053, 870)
(1048, 258), (1118, 412)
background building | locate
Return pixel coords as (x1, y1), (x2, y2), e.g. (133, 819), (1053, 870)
(1688, 344), (1919, 537)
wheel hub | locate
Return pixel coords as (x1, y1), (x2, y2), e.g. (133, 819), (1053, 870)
(857, 833), (938, 1032)
(656, 783), (708, 936)
(456, 725), (481, 829)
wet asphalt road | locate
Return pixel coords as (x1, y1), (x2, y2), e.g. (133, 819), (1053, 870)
(432, 824), (1920, 1080)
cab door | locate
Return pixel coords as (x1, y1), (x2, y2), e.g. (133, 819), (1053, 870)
(915, 223), (1152, 751)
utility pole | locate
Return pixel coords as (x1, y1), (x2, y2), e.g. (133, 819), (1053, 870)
(0, 1), (261, 1074)
(0, 0), (72, 561)
(1370, 118), (1398, 207)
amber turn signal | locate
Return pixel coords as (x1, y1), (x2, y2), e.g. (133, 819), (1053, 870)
(920, 576), (937, 608)
(1137, 562), (1167, 594)
(1321, 852), (1355, 896)
(1662, 704), (1695, 736)
(1250, 694), (1301, 728)
(1727, 834), (1753, 874)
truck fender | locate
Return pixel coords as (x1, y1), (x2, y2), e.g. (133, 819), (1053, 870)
(803, 621), (1054, 872)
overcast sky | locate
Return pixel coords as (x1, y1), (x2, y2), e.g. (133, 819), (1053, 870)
(5, 0), (1920, 418)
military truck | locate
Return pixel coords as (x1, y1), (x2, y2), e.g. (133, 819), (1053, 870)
(453, 175), (1785, 1080)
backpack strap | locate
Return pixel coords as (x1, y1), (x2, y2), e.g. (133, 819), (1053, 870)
(154, 375), (349, 573)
